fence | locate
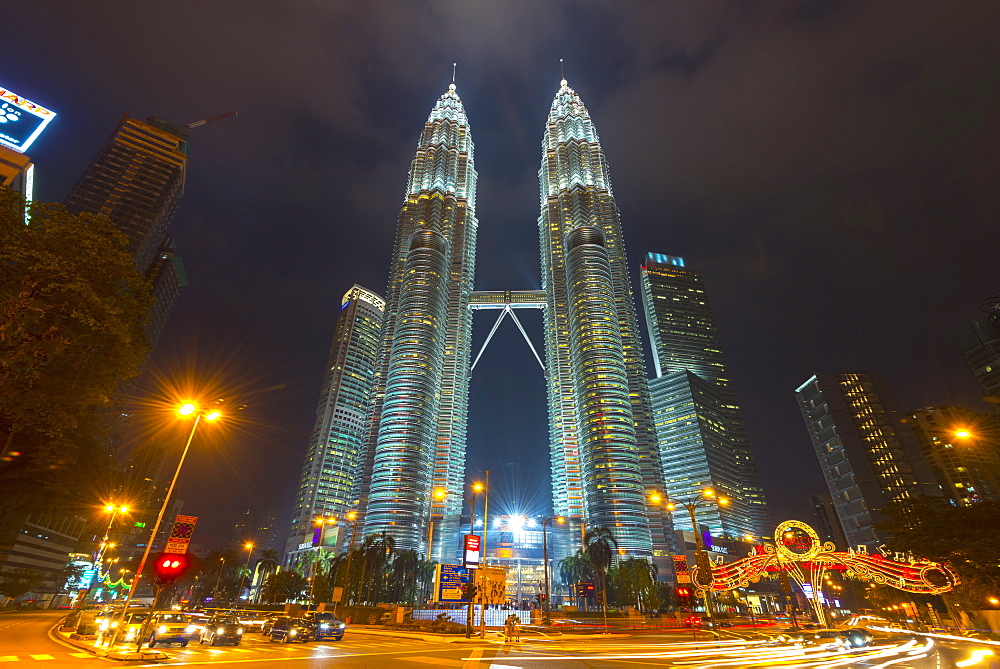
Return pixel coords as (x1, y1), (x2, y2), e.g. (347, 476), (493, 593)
(410, 608), (532, 627)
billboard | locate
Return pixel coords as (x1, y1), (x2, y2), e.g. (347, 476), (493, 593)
(463, 534), (481, 568)
(0, 85), (56, 153)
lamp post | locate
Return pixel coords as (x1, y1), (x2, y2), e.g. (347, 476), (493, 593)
(237, 542), (254, 603)
(212, 557), (226, 602)
(105, 401), (222, 653)
(540, 516), (565, 624)
(650, 488), (729, 622)
(334, 512), (358, 613)
(464, 481), (483, 639)
(428, 488), (447, 562)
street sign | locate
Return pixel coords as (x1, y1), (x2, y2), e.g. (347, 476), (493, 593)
(463, 534), (481, 568)
(435, 564), (469, 603)
(673, 554), (691, 584)
(165, 515), (198, 554)
(332, 586), (344, 603)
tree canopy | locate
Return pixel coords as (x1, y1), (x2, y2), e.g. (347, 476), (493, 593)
(0, 187), (152, 517)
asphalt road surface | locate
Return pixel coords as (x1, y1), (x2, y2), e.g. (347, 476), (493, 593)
(2, 611), (998, 667)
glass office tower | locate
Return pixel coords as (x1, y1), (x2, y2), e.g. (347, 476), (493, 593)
(285, 285), (384, 564)
(361, 84), (478, 558)
(538, 80), (667, 560)
(640, 253), (768, 536)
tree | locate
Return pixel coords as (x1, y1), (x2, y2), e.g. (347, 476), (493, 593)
(608, 558), (659, 611)
(260, 571), (308, 604)
(0, 188), (152, 517)
(0, 568), (44, 600)
(878, 497), (1000, 589)
(559, 551), (594, 609)
(584, 526), (618, 625)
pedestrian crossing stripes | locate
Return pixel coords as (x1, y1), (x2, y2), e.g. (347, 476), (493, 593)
(0, 652), (98, 662)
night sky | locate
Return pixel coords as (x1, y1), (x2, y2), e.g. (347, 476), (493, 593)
(8, 1), (999, 548)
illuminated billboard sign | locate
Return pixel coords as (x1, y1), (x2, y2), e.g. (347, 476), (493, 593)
(0, 85), (56, 153)
(463, 534), (481, 568)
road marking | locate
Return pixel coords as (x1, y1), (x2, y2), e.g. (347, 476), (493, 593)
(403, 656), (466, 667)
(30, 656), (55, 660)
(463, 648), (484, 669)
(0, 658), (16, 663)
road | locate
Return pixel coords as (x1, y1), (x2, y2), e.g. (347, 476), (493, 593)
(1, 612), (997, 667)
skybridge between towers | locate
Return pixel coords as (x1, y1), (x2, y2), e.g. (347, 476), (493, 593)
(469, 290), (547, 373)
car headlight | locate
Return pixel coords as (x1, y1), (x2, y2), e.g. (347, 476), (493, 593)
(289, 629), (296, 635)
(237, 628), (243, 635)
(111, 621), (119, 628)
(217, 627), (225, 634)
(157, 626), (167, 634)
(320, 623), (329, 629)
(185, 625), (195, 634)
(125, 631), (135, 640)
(339, 623), (346, 629)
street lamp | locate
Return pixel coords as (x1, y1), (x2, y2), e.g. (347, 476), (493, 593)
(237, 542), (254, 602)
(212, 557), (226, 602)
(954, 429), (973, 440)
(650, 488), (730, 621)
(464, 481), (483, 639)
(540, 516), (565, 623)
(105, 400), (222, 653)
(335, 512), (359, 612)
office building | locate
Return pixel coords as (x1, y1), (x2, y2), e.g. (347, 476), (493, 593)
(906, 406), (1000, 505)
(287, 285), (384, 563)
(809, 494), (848, 549)
(953, 305), (1000, 407)
(640, 253), (768, 535)
(795, 373), (940, 548)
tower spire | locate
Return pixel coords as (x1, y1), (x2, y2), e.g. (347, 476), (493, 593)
(450, 62), (457, 91)
(560, 58), (567, 87)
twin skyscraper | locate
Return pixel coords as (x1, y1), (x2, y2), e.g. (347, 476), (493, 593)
(286, 79), (766, 569)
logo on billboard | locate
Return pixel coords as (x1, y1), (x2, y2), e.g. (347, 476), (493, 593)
(0, 86), (56, 154)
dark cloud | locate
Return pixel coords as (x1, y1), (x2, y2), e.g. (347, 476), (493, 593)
(6, 0), (998, 544)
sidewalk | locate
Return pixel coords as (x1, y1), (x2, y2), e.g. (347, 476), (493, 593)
(356, 627), (631, 643)
(50, 623), (168, 662)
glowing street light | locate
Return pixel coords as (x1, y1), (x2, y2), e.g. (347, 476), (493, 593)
(238, 542), (254, 601)
(954, 429), (973, 440)
(540, 515), (566, 622)
(106, 400), (224, 652)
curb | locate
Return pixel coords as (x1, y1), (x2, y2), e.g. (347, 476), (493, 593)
(46, 617), (102, 657)
(49, 619), (171, 662)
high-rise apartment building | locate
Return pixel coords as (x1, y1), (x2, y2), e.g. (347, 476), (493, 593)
(809, 494), (848, 549)
(538, 80), (667, 561)
(287, 285), (384, 562)
(640, 253), (768, 536)
(953, 305), (1000, 407)
(65, 115), (190, 345)
(795, 373), (940, 548)
(906, 406), (1000, 505)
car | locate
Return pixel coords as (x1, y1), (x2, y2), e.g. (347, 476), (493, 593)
(803, 629), (861, 651)
(683, 615), (703, 628)
(199, 615), (243, 646)
(301, 612), (346, 641)
(145, 612), (196, 647)
(841, 628), (875, 648)
(261, 613), (283, 635)
(119, 612), (151, 643)
(269, 617), (313, 643)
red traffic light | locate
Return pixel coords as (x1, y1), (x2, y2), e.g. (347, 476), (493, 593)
(152, 552), (190, 582)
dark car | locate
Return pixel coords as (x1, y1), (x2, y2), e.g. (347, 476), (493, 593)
(261, 613), (282, 636)
(302, 611), (346, 641)
(269, 617), (313, 643)
(841, 628), (875, 648)
(199, 615), (243, 646)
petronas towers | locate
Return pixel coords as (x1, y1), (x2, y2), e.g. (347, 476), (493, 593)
(290, 76), (762, 566)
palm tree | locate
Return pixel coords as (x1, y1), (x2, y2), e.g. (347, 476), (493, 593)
(559, 551), (594, 610)
(584, 526), (618, 628)
(251, 548), (280, 603)
(260, 571), (307, 604)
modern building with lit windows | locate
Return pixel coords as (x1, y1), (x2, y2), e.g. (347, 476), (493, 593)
(953, 304), (1000, 409)
(285, 285), (384, 564)
(65, 115), (190, 345)
(357, 80), (670, 568)
(538, 80), (669, 564)
(640, 253), (768, 536)
(906, 406), (1000, 505)
(795, 372), (940, 548)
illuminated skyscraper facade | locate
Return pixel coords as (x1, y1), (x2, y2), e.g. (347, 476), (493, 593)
(361, 85), (477, 558)
(286, 285), (384, 562)
(795, 372), (940, 548)
(640, 253), (768, 536)
(538, 81), (667, 560)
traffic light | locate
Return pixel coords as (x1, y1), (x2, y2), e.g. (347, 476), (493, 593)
(152, 552), (190, 583)
(675, 586), (694, 607)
